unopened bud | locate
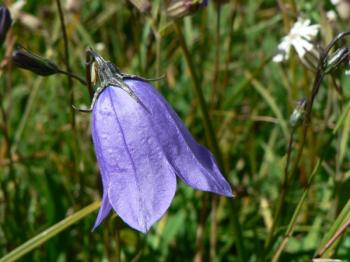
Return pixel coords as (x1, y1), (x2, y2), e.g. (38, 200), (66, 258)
(167, 0), (208, 19)
(0, 6), (12, 44)
(12, 49), (60, 76)
(289, 98), (307, 128)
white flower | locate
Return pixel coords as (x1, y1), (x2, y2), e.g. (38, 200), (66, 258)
(273, 18), (320, 63)
(331, 0), (340, 5)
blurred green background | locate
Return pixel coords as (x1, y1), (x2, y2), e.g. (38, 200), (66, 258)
(2, 0), (350, 261)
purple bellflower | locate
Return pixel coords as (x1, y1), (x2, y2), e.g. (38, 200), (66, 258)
(79, 49), (232, 233)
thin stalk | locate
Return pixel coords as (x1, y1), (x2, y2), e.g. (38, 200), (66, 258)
(261, 30), (350, 260)
(262, 131), (295, 257)
(209, 5), (221, 260)
(211, 4), (221, 107)
(262, 70), (321, 260)
(0, 89), (13, 173)
(11, 78), (42, 154)
(210, 196), (218, 261)
(271, 159), (321, 262)
(194, 194), (208, 262)
(289, 71), (324, 177)
(0, 201), (100, 262)
(222, 2), (237, 101)
(288, 31), (350, 181)
(173, 20), (223, 169)
(231, 199), (245, 262)
(272, 70), (350, 261)
(57, 69), (87, 86)
(173, 20), (245, 261)
(317, 198), (350, 257)
(55, 0), (76, 128)
(316, 218), (350, 258)
(55, 0), (84, 198)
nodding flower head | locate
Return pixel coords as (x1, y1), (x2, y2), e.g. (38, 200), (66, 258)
(0, 5), (12, 45)
(87, 49), (233, 233)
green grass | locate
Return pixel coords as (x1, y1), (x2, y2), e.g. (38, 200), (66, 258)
(1, 0), (350, 261)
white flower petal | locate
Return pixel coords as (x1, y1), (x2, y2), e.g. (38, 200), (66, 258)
(273, 52), (286, 63)
(274, 17), (320, 62)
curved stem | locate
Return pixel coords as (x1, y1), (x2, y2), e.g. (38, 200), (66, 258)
(173, 20), (223, 169)
(173, 20), (245, 262)
(272, 159), (320, 262)
(263, 29), (350, 260)
(55, 0), (76, 127)
(57, 70), (87, 85)
(316, 218), (350, 258)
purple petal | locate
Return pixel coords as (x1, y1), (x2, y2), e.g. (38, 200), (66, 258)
(124, 79), (233, 197)
(92, 85), (177, 233)
(92, 113), (112, 230)
(92, 192), (112, 230)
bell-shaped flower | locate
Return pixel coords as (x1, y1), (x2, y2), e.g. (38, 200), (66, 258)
(86, 49), (232, 233)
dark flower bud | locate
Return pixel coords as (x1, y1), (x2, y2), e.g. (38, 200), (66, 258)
(128, 0), (151, 14)
(0, 6), (12, 45)
(324, 47), (349, 74)
(289, 98), (307, 128)
(167, 0), (208, 19)
(12, 49), (60, 76)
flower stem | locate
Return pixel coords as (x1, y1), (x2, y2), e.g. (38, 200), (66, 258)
(316, 217), (350, 258)
(262, 130), (295, 258)
(57, 70), (87, 86)
(173, 20), (245, 262)
(273, 101), (350, 260)
(263, 30), (350, 260)
(271, 159), (320, 262)
(173, 20), (223, 169)
(55, 0), (84, 197)
(55, 0), (76, 128)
